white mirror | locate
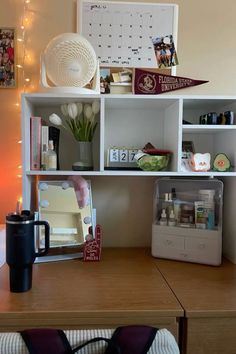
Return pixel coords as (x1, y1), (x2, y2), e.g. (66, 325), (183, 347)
(37, 180), (94, 258)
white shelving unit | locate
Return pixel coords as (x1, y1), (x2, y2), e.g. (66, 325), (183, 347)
(21, 93), (236, 207)
(20, 93), (236, 261)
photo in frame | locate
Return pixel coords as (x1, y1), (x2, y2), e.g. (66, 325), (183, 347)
(181, 140), (195, 172)
(182, 141), (195, 153)
(0, 28), (16, 88)
(100, 68), (111, 94)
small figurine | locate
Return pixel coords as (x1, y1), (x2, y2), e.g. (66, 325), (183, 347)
(83, 225), (102, 262)
(213, 153), (232, 172)
(190, 153), (211, 172)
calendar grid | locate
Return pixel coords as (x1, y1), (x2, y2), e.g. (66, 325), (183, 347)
(78, 0), (178, 68)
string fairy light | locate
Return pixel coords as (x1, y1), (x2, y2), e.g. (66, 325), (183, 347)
(16, 0), (32, 94)
(15, 0), (33, 203)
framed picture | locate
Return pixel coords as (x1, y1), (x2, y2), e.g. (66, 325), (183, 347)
(100, 68), (111, 94)
(182, 141), (195, 153)
(181, 141), (195, 172)
(0, 28), (16, 88)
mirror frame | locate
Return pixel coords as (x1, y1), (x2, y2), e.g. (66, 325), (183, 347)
(36, 179), (94, 262)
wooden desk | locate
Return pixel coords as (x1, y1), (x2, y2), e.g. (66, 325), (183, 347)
(0, 248), (183, 341)
(155, 258), (236, 354)
(3, 247), (236, 352)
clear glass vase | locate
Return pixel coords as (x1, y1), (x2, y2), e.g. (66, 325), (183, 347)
(72, 141), (93, 171)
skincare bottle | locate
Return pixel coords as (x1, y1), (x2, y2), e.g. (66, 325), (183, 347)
(162, 193), (173, 217)
(181, 203), (194, 225)
(195, 201), (206, 229)
(159, 209), (167, 226)
(45, 140), (57, 171)
(41, 143), (47, 170)
(171, 188), (181, 224)
(168, 209), (176, 226)
(198, 189), (215, 229)
(205, 202), (215, 229)
(171, 188), (177, 200)
(173, 200), (181, 224)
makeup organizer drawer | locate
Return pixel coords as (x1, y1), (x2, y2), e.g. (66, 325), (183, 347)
(152, 178), (223, 266)
(152, 225), (222, 265)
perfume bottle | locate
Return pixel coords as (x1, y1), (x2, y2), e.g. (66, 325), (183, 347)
(45, 140), (57, 171)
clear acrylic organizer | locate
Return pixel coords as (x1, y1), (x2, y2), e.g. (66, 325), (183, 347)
(152, 178), (223, 266)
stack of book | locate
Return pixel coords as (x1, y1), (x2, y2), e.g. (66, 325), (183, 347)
(110, 70), (132, 94)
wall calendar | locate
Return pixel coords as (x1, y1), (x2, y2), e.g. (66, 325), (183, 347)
(78, 0), (178, 68)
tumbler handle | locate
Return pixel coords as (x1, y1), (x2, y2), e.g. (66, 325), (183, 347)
(34, 220), (50, 257)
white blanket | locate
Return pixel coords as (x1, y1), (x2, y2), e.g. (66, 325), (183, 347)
(0, 328), (179, 354)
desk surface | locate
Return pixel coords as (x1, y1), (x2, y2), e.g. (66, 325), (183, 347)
(0, 248), (183, 330)
(155, 257), (236, 318)
(2, 247), (236, 330)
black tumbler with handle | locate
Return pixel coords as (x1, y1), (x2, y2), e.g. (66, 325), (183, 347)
(6, 210), (50, 292)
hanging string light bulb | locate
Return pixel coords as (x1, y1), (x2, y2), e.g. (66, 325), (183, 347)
(15, 0), (34, 108)
(15, 0), (33, 199)
(16, 0), (30, 93)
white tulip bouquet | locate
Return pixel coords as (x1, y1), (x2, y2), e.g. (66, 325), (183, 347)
(49, 100), (100, 142)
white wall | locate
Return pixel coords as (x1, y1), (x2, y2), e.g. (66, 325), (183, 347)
(1, 0), (236, 247)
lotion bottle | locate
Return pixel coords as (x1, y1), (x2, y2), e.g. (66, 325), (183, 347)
(168, 209), (176, 226)
(159, 209), (167, 226)
(45, 140), (57, 171)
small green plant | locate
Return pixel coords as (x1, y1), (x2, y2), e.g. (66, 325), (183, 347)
(49, 101), (100, 142)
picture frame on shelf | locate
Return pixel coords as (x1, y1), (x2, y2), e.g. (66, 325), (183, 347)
(100, 68), (111, 94)
(0, 27), (16, 88)
(181, 140), (195, 172)
(182, 140), (195, 153)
